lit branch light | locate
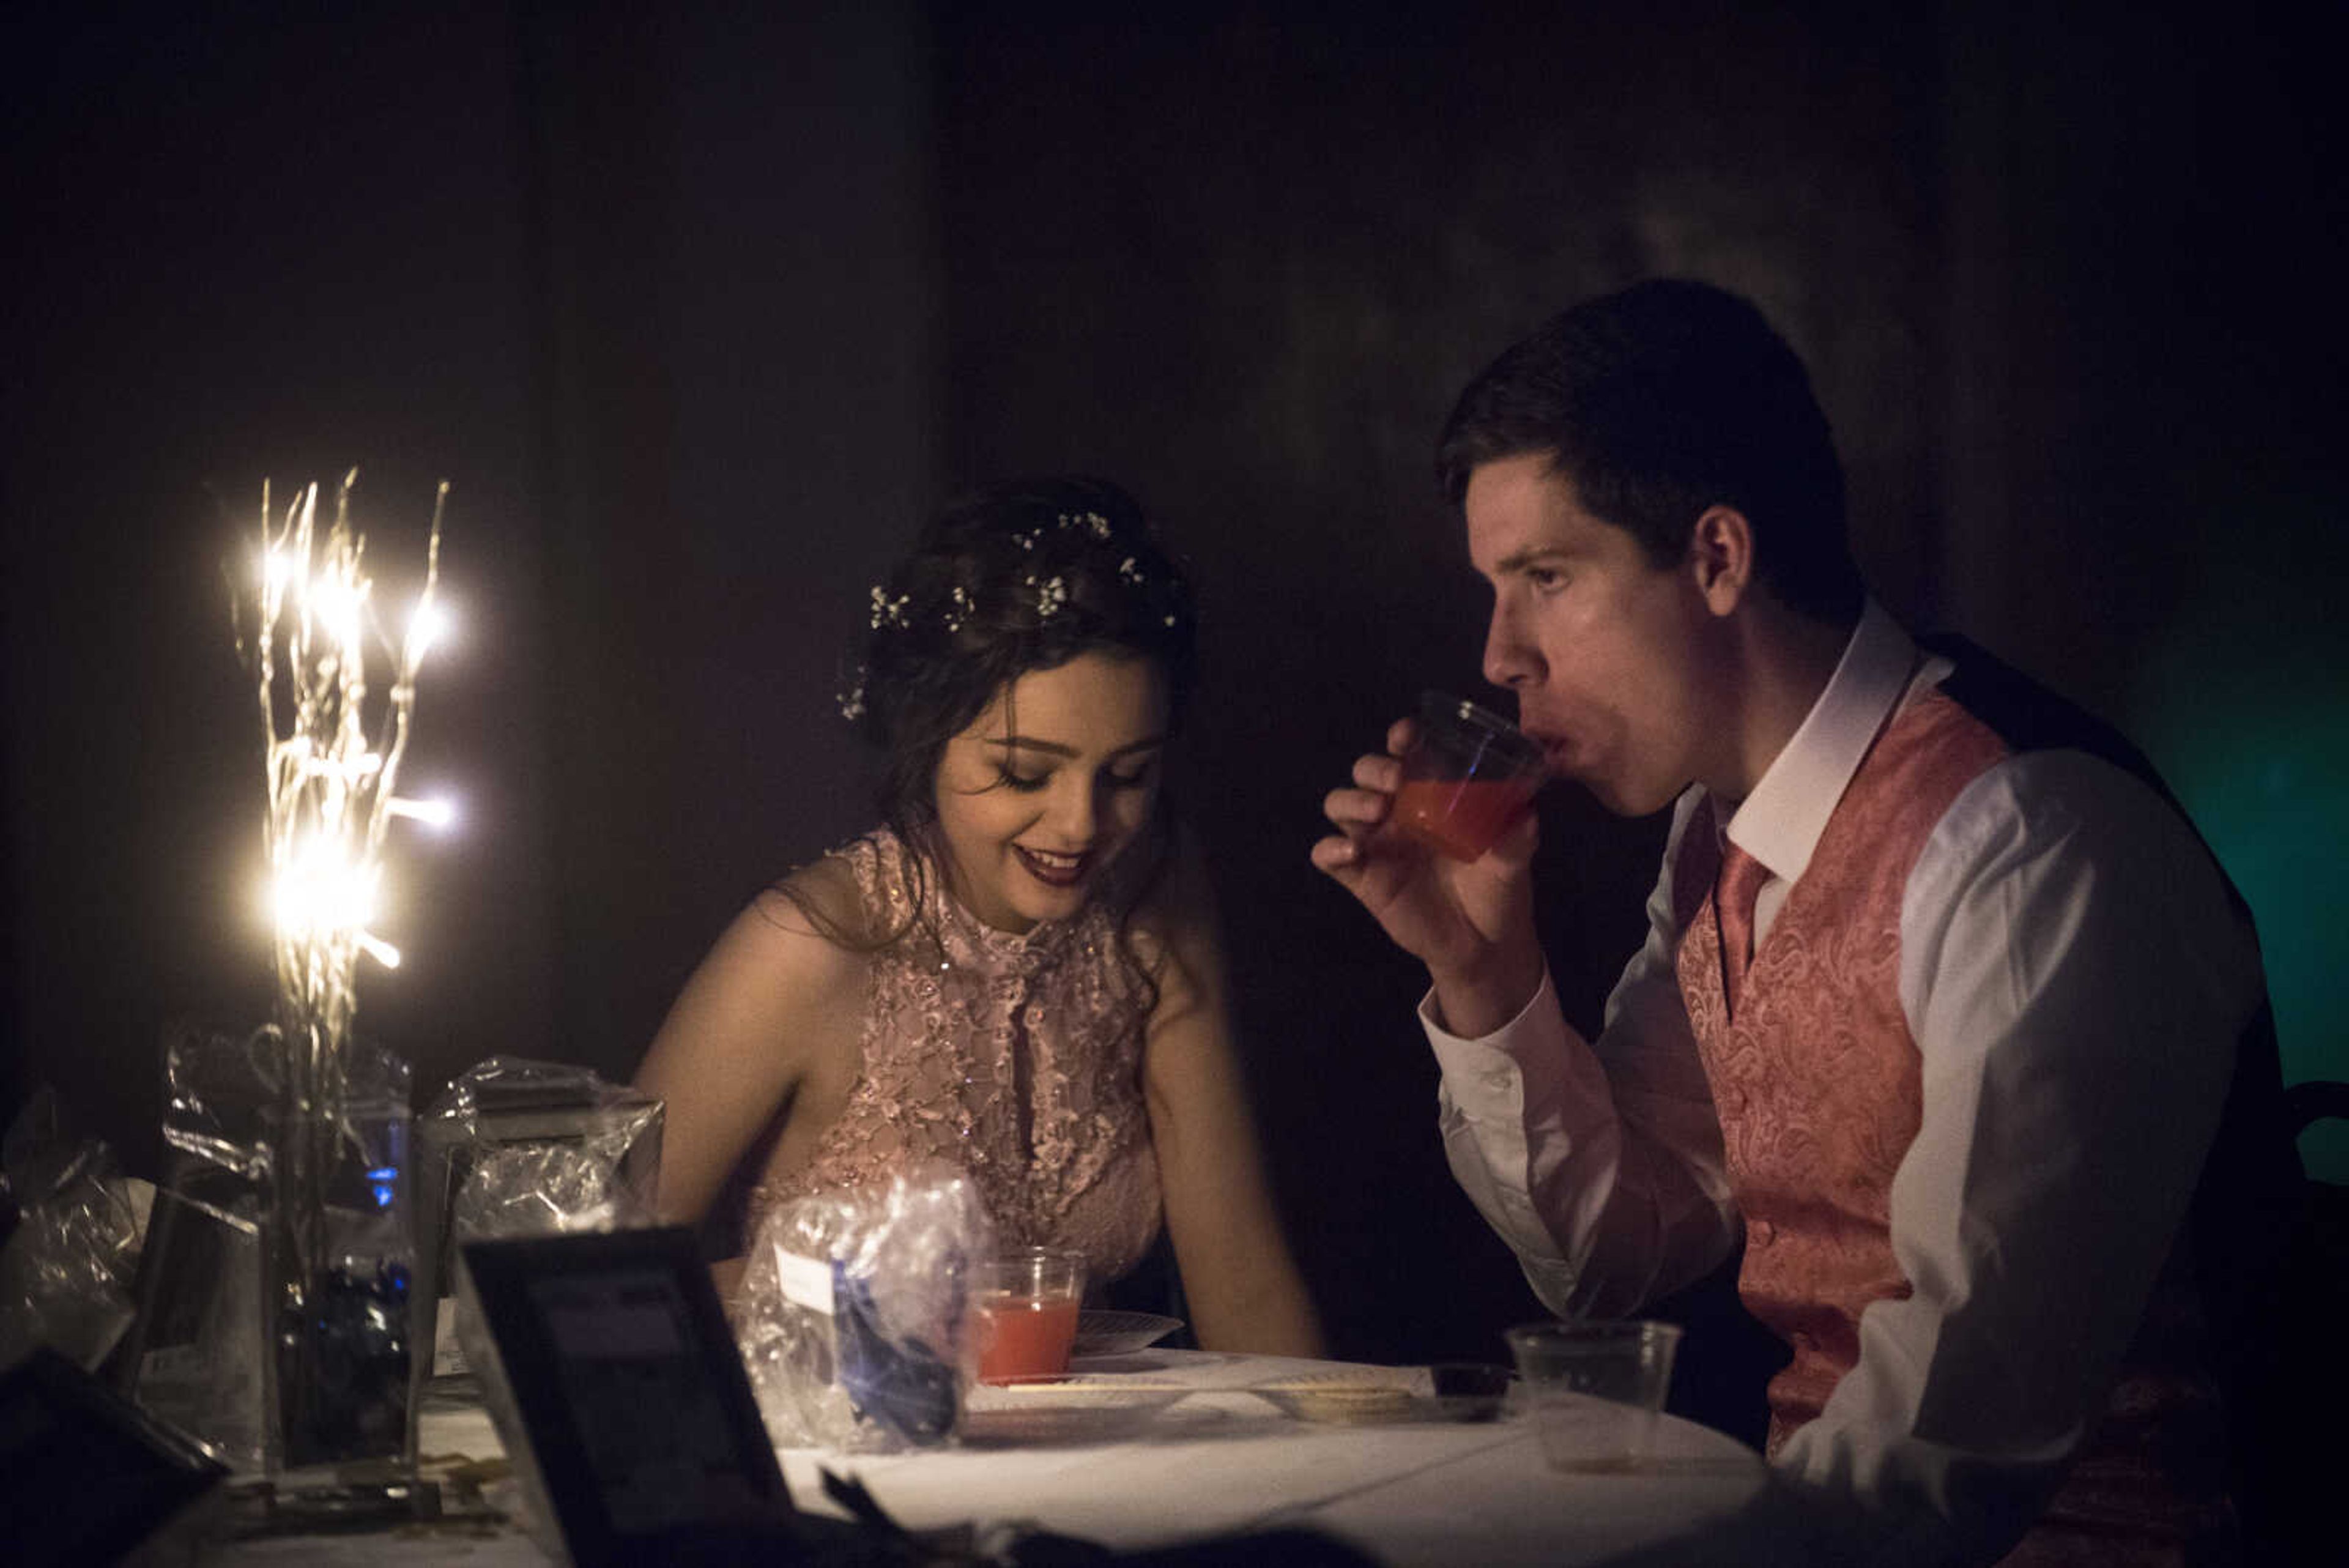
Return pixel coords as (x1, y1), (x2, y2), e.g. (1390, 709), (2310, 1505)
(385, 795), (456, 830)
(231, 471), (453, 1059)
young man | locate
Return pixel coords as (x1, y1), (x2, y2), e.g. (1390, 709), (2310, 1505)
(1314, 280), (2298, 1564)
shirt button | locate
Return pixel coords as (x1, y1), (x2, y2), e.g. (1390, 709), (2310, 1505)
(1749, 1220), (1775, 1247)
(1482, 1069), (1512, 1093)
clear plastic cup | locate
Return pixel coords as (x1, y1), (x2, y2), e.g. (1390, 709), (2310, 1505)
(973, 1246), (1086, 1384)
(1504, 1319), (1683, 1472)
(1391, 692), (1548, 861)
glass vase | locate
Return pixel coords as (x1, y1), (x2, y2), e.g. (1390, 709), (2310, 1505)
(128, 1020), (416, 1493)
(263, 1016), (415, 1480)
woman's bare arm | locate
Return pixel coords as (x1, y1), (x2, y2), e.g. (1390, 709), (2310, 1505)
(1138, 849), (1327, 1358)
(633, 865), (867, 1233)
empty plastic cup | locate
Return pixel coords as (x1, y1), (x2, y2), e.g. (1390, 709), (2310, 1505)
(1504, 1319), (1683, 1472)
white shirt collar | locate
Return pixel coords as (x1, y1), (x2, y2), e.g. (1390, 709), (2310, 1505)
(1720, 598), (1917, 886)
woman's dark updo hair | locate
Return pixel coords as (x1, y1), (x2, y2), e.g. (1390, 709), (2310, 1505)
(850, 475), (1197, 848)
(793, 474), (1202, 984)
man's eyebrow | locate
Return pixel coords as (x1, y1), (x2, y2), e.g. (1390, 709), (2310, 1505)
(1492, 544), (1570, 576)
(983, 734), (1168, 759)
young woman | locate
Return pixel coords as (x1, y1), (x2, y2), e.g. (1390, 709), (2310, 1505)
(636, 476), (1324, 1356)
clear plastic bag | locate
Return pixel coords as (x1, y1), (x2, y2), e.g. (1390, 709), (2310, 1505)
(127, 1022), (418, 1473)
(0, 1086), (143, 1372)
(122, 1024), (281, 1470)
(413, 1057), (662, 1387)
(735, 1164), (993, 1452)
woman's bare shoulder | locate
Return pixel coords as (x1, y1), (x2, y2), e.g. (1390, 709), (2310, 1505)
(734, 847), (892, 973)
(1127, 827), (1218, 931)
(1126, 830), (1227, 999)
(634, 852), (883, 1225)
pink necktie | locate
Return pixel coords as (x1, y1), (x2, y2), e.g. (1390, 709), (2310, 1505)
(1716, 841), (1770, 1019)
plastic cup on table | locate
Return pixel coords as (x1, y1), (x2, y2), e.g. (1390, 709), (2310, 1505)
(1390, 692), (1548, 861)
(1504, 1320), (1683, 1472)
(974, 1246), (1086, 1384)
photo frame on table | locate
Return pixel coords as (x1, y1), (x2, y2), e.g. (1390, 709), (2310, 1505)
(458, 1225), (887, 1567)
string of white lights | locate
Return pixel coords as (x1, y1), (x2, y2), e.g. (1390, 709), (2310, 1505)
(232, 472), (453, 1066)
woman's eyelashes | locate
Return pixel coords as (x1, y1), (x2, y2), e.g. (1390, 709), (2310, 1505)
(993, 762), (1158, 794)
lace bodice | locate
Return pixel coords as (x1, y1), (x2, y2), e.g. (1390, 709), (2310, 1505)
(748, 830), (1163, 1284)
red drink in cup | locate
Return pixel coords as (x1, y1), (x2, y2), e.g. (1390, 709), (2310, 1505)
(975, 1295), (1082, 1383)
(1392, 776), (1542, 861)
(1391, 693), (1546, 861)
(974, 1246), (1085, 1384)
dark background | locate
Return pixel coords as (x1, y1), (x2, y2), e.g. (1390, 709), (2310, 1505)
(6, 0), (2344, 1367)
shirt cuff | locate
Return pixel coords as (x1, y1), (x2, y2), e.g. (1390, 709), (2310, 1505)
(1420, 970), (1575, 1120)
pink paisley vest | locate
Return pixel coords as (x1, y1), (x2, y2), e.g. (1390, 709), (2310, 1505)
(1672, 677), (2241, 1564)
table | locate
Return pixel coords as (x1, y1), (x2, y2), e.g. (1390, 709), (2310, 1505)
(785, 1350), (1765, 1567)
(201, 1350), (1766, 1566)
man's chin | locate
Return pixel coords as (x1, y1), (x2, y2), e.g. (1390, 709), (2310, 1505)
(1579, 773), (1674, 819)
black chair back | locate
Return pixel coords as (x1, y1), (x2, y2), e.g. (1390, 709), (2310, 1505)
(2234, 1079), (2347, 1566)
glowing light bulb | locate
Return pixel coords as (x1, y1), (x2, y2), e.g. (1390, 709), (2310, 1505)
(387, 795), (457, 830)
(409, 601), (452, 660)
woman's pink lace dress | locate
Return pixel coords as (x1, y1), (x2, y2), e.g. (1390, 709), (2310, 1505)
(747, 830), (1165, 1285)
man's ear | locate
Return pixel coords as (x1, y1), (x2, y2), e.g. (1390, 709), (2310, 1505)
(1687, 505), (1755, 615)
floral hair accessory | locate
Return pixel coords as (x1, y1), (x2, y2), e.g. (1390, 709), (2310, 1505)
(868, 585), (910, 630)
(1023, 573), (1070, 619)
(837, 666), (868, 722)
(942, 584), (972, 633)
(1059, 510), (1113, 540)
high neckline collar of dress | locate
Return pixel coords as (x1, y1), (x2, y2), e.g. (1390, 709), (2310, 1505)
(909, 839), (1083, 967)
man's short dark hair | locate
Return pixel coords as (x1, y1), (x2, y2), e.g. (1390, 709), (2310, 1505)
(1436, 278), (1863, 624)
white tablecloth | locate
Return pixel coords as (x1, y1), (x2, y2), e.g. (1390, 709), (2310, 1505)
(787, 1350), (1765, 1567)
(203, 1350), (1766, 1566)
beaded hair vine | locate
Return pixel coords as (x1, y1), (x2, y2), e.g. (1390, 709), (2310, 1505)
(837, 507), (1189, 724)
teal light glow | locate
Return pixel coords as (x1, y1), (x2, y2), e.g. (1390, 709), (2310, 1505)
(2128, 492), (2349, 1184)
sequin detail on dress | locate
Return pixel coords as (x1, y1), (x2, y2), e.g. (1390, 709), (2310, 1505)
(749, 830), (1163, 1284)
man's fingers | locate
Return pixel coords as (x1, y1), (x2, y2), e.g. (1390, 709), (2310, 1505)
(1314, 720), (1422, 900)
(1308, 832), (1363, 878)
(1322, 784), (1391, 833)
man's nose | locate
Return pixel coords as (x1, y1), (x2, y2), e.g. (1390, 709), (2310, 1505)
(1482, 603), (1543, 689)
